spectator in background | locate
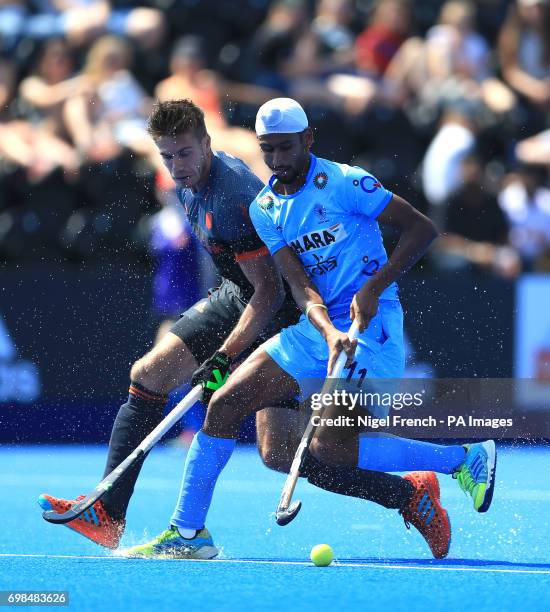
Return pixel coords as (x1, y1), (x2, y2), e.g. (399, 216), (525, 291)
(0, 52), (83, 261)
(262, 0), (381, 116)
(515, 127), (550, 165)
(63, 35), (155, 165)
(245, 0), (310, 93)
(241, 0), (366, 122)
(406, 2), (517, 225)
(499, 0), (550, 112)
(0, 58), (21, 207)
(312, 0), (356, 57)
(421, 105), (477, 218)
(435, 153), (521, 278)
(0, 57), (19, 138)
(24, 1), (164, 50)
(310, 0), (414, 115)
(425, 0), (491, 83)
(355, 0), (412, 79)
(499, 0), (550, 168)
(0, 0), (26, 55)
(498, 165), (550, 270)
(383, 0), (516, 117)
(18, 38), (87, 130)
(155, 36), (273, 181)
(287, 0), (356, 78)
(155, 37), (226, 131)
(0, 52), (79, 182)
(17, 39), (86, 175)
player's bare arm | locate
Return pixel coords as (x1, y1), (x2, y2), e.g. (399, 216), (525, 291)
(191, 252), (290, 404)
(218, 253), (285, 360)
(273, 246), (357, 374)
(350, 195), (438, 332)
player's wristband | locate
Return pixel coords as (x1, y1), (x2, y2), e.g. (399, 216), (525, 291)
(305, 303), (328, 321)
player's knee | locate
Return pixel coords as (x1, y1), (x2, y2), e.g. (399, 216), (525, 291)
(258, 441), (291, 473)
(309, 435), (344, 466)
(130, 355), (166, 394)
(130, 356), (150, 385)
(203, 392), (247, 437)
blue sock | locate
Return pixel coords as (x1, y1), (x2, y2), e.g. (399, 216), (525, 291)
(171, 430), (236, 531)
(358, 434), (466, 474)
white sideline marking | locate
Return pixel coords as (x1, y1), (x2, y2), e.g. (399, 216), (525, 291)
(0, 554), (549, 575)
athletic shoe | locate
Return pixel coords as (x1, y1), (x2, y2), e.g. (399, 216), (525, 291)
(38, 494), (125, 549)
(122, 526), (218, 559)
(453, 440), (497, 512)
(400, 471), (451, 559)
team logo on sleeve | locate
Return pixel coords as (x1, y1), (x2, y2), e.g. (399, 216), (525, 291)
(313, 172), (328, 190)
(359, 175), (382, 193)
(258, 195), (274, 211)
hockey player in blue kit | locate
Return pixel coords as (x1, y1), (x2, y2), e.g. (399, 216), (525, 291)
(124, 98), (497, 561)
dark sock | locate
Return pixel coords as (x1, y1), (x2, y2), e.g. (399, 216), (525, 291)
(301, 451), (414, 510)
(101, 382), (167, 520)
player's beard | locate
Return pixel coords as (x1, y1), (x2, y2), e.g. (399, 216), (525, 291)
(274, 168), (299, 184)
(277, 155), (310, 186)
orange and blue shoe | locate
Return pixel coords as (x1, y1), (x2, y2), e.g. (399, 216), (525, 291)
(38, 494), (125, 549)
(400, 471), (451, 559)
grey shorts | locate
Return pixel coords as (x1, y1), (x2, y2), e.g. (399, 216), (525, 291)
(170, 279), (300, 366)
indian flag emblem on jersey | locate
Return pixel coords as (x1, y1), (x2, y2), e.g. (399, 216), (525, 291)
(259, 195), (274, 210)
(313, 172), (328, 190)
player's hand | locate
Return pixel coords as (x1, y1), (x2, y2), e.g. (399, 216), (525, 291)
(350, 286), (380, 333)
(191, 351), (232, 404)
(325, 328), (357, 375)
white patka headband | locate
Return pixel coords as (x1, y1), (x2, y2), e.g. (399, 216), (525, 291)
(255, 98), (308, 136)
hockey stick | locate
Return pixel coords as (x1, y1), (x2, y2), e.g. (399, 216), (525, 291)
(42, 384), (203, 524)
(275, 320), (360, 526)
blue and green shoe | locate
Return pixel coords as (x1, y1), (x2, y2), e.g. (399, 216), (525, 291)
(453, 440), (497, 512)
(123, 526), (218, 559)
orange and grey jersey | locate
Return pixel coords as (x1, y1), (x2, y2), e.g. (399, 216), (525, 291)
(176, 151), (267, 300)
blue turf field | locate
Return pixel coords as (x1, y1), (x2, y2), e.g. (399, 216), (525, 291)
(2, 444), (550, 611)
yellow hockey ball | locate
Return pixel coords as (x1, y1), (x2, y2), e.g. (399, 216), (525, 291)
(310, 544), (334, 567)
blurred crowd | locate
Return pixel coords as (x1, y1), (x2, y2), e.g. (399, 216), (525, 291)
(1, 0), (550, 293)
